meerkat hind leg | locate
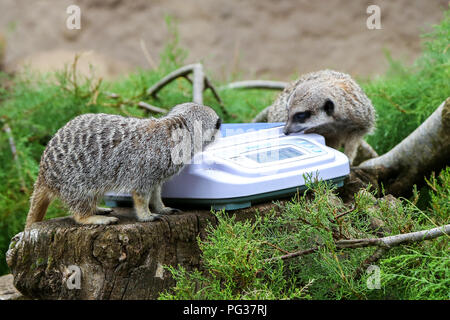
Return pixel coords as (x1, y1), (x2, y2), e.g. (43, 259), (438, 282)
(132, 191), (161, 222)
(151, 184), (181, 215)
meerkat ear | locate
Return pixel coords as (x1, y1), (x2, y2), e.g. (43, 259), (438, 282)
(286, 93), (294, 110)
(323, 99), (335, 116)
(215, 118), (222, 129)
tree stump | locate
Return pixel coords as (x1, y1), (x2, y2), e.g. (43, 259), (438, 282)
(6, 203), (280, 300)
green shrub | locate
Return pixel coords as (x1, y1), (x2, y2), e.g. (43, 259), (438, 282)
(0, 9), (448, 297)
(361, 9), (450, 154)
(159, 212), (312, 300)
(0, 20), (277, 275)
(160, 169), (449, 300)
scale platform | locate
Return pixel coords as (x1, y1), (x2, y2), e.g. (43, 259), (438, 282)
(104, 123), (350, 210)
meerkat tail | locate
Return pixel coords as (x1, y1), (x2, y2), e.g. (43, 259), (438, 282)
(25, 182), (51, 229)
(251, 106), (270, 123)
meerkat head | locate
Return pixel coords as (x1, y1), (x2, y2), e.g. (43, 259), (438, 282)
(168, 103), (222, 149)
(283, 83), (336, 135)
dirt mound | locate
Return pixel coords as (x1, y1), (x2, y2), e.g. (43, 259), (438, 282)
(14, 49), (133, 80)
(0, 0), (447, 80)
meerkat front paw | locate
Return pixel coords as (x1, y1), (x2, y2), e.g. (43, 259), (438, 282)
(157, 207), (182, 215)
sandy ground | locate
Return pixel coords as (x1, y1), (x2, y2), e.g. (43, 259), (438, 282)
(0, 0), (448, 80)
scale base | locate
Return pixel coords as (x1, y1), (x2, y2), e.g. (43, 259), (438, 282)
(104, 176), (346, 211)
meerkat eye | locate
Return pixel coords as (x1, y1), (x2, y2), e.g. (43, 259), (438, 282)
(323, 99), (335, 116)
(215, 118), (222, 129)
(293, 111), (311, 122)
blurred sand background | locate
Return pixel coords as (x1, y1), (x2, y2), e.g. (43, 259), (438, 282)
(0, 0), (448, 80)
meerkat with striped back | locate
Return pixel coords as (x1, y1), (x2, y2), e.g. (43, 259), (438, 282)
(25, 103), (222, 229)
(253, 70), (376, 163)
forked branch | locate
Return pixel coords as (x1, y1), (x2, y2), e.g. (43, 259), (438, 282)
(220, 80), (288, 91)
(265, 224), (450, 263)
(146, 63), (230, 117)
(358, 98), (450, 195)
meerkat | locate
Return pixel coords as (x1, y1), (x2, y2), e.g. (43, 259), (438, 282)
(25, 103), (222, 229)
(252, 70), (376, 164)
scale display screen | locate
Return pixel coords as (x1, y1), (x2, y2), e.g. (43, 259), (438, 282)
(245, 147), (304, 163)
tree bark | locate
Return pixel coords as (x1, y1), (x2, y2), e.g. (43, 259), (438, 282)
(358, 98), (450, 196)
(6, 203), (280, 300)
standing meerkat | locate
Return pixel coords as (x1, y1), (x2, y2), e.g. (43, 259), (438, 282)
(253, 70), (376, 163)
(25, 103), (222, 229)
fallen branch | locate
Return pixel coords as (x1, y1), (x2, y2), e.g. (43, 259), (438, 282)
(103, 92), (167, 115)
(146, 63), (230, 117)
(358, 98), (450, 196)
(137, 101), (168, 114)
(265, 224), (450, 263)
(220, 80), (288, 91)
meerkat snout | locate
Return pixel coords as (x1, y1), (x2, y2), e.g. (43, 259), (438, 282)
(253, 70), (376, 164)
(283, 85), (336, 136)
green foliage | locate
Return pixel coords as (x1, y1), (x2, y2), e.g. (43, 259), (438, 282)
(370, 167), (449, 300)
(159, 211), (313, 300)
(0, 10), (448, 302)
(425, 167), (450, 222)
(361, 9), (450, 154)
(160, 171), (449, 300)
(0, 20), (277, 275)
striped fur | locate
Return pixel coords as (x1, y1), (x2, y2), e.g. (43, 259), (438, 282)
(25, 103), (221, 228)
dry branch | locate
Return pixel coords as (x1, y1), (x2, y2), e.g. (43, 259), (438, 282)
(358, 98), (450, 195)
(137, 101), (168, 114)
(103, 92), (167, 115)
(146, 63), (230, 117)
(266, 224), (450, 263)
(220, 80), (288, 91)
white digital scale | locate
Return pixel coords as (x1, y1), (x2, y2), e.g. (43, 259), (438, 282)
(104, 123), (350, 210)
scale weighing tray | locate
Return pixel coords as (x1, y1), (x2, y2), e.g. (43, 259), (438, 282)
(105, 123), (350, 210)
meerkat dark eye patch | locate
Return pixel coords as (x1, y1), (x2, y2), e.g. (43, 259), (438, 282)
(323, 99), (334, 116)
(215, 118), (222, 129)
(293, 111), (311, 123)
